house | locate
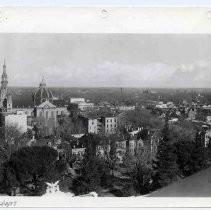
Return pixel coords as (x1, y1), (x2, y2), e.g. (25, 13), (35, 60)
(187, 108), (196, 120)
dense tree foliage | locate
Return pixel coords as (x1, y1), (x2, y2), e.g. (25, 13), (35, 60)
(122, 148), (153, 195)
(124, 108), (164, 129)
(1, 146), (66, 195)
(175, 130), (209, 177)
(169, 121), (196, 143)
(72, 134), (110, 195)
(152, 115), (178, 189)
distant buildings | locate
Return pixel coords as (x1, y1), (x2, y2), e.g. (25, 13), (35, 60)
(70, 97), (94, 111)
(118, 106), (135, 111)
(70, 97), (85, 104)
(78, 102), (94, 111)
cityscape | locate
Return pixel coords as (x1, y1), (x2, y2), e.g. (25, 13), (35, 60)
(0, 34), (211, 197)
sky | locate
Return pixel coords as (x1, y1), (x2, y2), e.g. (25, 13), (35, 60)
(0, 33), (211, 88)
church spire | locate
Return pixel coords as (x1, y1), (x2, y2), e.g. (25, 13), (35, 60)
(0, 59), (9, 110)
(3, 59), (6, 73)
(1, 59), (8, 90)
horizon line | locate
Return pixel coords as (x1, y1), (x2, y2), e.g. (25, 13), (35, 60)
(7, 86), (211, 89)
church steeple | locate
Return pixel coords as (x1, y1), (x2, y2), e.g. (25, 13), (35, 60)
(1, 59), (8, 90)
(0, 59), (10, 111)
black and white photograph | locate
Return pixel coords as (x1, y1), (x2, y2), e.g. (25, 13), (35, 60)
(0, 5), (210, 207)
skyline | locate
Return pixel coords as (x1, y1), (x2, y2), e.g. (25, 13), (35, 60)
(1, 33), (211, 88)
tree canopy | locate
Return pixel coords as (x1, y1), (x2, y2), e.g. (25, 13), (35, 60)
(1, 146), (66, 195)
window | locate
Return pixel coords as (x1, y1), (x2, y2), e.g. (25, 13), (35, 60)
(51, 111), (54, 118)
(107, 124), (108, 128)
(110, 119), (112, 122)
(107, 119), (109, 123)
(46, 111), (48, 119)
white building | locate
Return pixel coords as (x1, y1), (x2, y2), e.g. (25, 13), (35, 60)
(4, 112), (27, 133)
(70, 97), (94, 111)
(205, 130), (211, 147)
(118, 106), (135, 111)
(102, 116), (118, 135)
(78, 102), (94, 111)
(70, 98), (85, 104)
(207, 116), (211, 125)
(88, 118), (98, 134)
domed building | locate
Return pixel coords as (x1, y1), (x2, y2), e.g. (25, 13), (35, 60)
(33, 78), (54, 106)
(31, 78), (69, 136)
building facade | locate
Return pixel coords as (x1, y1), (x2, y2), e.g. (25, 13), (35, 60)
(87, 118), (98, 134)
(4, 112), (27, 133)
(102, 116), (118, 135)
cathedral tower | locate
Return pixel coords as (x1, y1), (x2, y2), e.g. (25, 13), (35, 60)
(0, 60), (12, 111)
(1, 59), (8, 91)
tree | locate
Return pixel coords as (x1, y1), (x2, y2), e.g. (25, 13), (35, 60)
(72, 134), (110, 195)
(72, 155), (109, 195)
(67, 103), (80, 120)
(123, 147), (153, 195)
(152, 113), (178, 189)
(106, 134), (119, 176)
(124, 108), (164, 129)
(1, 146), (66, 195)
(137, 128), (149, 141)
(175, 140), (196, 177)
(168, 121), (196, 144)
(191, 130), (208, 172)
(0, 125), (28, 157)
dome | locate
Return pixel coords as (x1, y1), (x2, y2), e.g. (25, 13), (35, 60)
(33, 78), (54, 106)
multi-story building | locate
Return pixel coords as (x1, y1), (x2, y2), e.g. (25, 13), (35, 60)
(77, 116), (98, 134)
(101, 116), (118, 135)
(4, 112), (27, 133)
(87, 118), (98, 134)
